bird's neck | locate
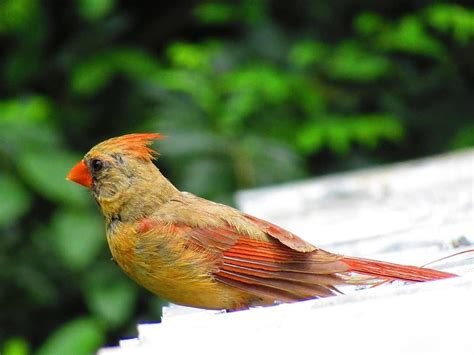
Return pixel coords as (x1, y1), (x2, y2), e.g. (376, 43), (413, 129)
(98, 165), (179, 225)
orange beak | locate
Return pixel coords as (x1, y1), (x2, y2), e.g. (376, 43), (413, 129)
(67, 159), (92, 189)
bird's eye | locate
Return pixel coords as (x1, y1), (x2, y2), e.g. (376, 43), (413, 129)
(91, 159), (104, 173)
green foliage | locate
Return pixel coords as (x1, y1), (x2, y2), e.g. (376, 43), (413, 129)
(297, 115), (403, 155)
(18, 151), (89, 206)
(36, 318), (105, 355)
(426, 4), (474, 44)
(0, 175), (31, 226)
(1, 0), (473, 352)
(0, 0), (39, 33)
(290, 41), (328, 68)
(0, 96), (51, 124)
(451, 124), (474, 149)
(83, 266), (138, 327)
(327, 41), (391, 81)
(77, 0), (116, 21)
(354, 12), (385, 36)
(376, 15), (445, 57)
(49, 209), (104, 271)
(195, 2), (236, 25)
(0, 96), (61, 154)
(71, 48), (160, 95)
(2, 337), (30, 355)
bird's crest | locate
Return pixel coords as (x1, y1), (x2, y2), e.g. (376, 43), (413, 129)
(93, 133), (164, 161)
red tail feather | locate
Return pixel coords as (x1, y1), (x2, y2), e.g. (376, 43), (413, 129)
(342, 257), (456, 282)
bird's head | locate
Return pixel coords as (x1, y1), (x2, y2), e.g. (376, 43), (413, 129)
(67, 133), (165, 206)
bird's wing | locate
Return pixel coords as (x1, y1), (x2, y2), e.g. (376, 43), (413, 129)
(138, 215), (349, 303)
(242, 213), (317, 252)
(212, 232), (349, 302)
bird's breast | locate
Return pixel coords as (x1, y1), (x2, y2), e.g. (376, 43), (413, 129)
(106, 223), (257, 310)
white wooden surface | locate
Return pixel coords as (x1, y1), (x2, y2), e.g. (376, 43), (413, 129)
(99, 148), (474, 355)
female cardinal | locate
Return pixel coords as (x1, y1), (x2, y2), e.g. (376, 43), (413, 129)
(67, 133), (455, 310)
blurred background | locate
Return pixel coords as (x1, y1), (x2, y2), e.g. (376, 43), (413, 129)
(1, 0), (474, 353)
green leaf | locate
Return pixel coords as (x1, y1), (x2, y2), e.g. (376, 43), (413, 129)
(36, 317), (105, 355)
(326, 123), (352, 154)
(84, 265), (137, 327)
(297, 115), (404, 155)
(49, 209), (104, 271)
(70, 57), (114, 96)
(425, 4), (474, 45)
(289, 40), (328, 68)
(4, 46), (41, 88)
(194, 2), (236, 24)
(297, 123), (325, 154)
(219, 66), (292, 129)
(351, 115), (404, 148)
(241, 0), (267, 25)
(0, 96), (61, 155)
(112, 48), (160, 77)
(354, 12), (386, 36)
(153, 68), (216, 114)
(220, 92), (259, 133)
(0, 174), (31, 226)
(17, 150), (89, 206)
(450, 124), (474, 149)
(328, 41), (391, 82)
(377, 15), (444, 57)
(0, 0), (38, 33)
(167, 42), (213, 71)
(155, 68), (206, 93)
(225, 66), (290, 102)
(71, 48), (159, 95)
(0, 96), (51, 124)
(291, 76), (326, 115)
(2, 337), (30, 355)
(77, 0), (116, 21)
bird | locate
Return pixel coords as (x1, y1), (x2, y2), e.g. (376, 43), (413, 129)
(67, 133), (456, 311)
